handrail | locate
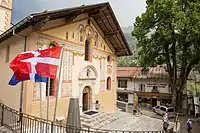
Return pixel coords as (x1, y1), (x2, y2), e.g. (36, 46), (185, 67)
(0, 103), (174, 133)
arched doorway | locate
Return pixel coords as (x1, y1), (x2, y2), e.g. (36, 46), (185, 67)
(82, 86), (92, 112)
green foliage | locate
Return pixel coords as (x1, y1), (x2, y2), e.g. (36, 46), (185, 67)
(132, 0), (200, 108)
(117, 29), (139, 67)
(133, 0), (200, 78)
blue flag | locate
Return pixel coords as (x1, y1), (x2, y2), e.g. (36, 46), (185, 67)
(9, 74), (48, 86)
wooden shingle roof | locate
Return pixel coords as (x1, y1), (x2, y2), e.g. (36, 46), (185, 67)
(0, 2), (132, 56)
(117, 66), (169, 79)
(117, 66), (198, 80)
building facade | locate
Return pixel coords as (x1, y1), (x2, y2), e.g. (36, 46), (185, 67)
(0, 3), (132, 120)
(117, 67), (172, 108)
(0, 0), (12, 34)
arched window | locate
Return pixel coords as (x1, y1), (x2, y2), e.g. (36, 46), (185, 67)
(107, 55), (111, 62)
(79, 25), (84, 42)
(94, 32), (98, 47)
(85, 39), (91, 61)
(107, 77), (111, 91)
(66, 32), (68, 40)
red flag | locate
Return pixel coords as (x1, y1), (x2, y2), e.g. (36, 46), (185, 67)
(10, 46), (63, 79)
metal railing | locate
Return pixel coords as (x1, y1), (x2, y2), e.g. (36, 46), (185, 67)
(0, 103), (173, 133)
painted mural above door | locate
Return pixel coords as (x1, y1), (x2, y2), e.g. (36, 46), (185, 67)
(37, 35), (109, 59)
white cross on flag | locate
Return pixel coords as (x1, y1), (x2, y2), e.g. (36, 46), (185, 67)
(9, 46), (63, 81)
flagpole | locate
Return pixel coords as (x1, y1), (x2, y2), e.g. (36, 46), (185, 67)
(53, 47), (64, 122)
(46, 77), (50, 132)
(40, 83), (42, 119)
(47, 77), (50, 121)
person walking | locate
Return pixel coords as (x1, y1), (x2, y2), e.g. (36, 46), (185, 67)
(186, 119), (192, 133)
(163, 111), (169, 132)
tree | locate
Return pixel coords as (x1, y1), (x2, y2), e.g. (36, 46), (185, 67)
(132, 0), (200, 111)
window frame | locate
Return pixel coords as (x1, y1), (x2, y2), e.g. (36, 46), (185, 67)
(118, 79), (127, 88)
(46, 78), (55, 97)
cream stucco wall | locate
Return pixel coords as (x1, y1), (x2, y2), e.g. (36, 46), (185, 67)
(0, 37), (25, 110)
(27, 15), (117, 118)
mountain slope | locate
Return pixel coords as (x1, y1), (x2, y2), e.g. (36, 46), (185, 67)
(117, 26), (138, 67)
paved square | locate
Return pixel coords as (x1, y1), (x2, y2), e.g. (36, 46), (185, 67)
(101, 110), (174, 131)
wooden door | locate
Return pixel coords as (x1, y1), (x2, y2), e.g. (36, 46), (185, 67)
(83, 93), (89, 111)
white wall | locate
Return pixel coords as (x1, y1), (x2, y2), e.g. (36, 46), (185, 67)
(133, 79), (170, 93)
(117, 78), (170, 93)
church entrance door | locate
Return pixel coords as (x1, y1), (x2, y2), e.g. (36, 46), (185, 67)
(82, 86), (92, 112)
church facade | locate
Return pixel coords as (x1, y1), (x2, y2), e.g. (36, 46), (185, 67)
(0, 2), (132, 120)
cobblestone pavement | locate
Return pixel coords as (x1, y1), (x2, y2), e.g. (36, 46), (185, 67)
(100, 110), (174, 131)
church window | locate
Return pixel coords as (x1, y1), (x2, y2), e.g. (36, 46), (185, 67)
(107, 77), (111, 91)
(79, 25), (84, 42)
(85, 39), (91, 61)
(46, 78), (54, 96)
(66, 32), (68, 40)
(94, 32), (98, 47)
(72, 33), (75, 39)
(107, 55), (111, 62)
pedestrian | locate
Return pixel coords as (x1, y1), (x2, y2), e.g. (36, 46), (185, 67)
(163, 111), (169, 122)
(186, 119), (192, 133)
(195, 104), (199, 118)
(95, 100), (100, 111)
(163, 120), (169, 132)
(163, 111), (169, 132)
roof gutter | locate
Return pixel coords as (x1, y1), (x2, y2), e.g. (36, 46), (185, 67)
(0, 15), (33, 42)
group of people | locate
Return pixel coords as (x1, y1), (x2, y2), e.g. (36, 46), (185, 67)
(162, 111), (192, 133)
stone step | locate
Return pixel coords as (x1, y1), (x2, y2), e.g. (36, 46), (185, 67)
(81, 112), (103, 119)
(81, 112), (106, 120)
(81, 114), (109, 126)
(81, 113), (108, 123)
(92, 116), (118, 129)
(81, 113), (118, 129)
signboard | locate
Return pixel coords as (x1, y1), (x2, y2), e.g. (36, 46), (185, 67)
(147, 83), (167, 88)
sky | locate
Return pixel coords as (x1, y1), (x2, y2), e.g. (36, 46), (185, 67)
(12, 0), (146, 27)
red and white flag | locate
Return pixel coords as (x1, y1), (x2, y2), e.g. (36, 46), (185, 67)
(10, 46), (63, 80)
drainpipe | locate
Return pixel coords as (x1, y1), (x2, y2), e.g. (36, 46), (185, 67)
(11, 23), (28, 118)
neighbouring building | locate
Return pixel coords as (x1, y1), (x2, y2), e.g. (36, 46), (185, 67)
(0, 2), (132, 120)
(117, 66), (172, 108)
(0, 0), (12, 34)
(117, 66), (198, 110)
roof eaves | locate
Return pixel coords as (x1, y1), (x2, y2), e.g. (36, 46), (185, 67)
(0, 15), (33, 43)
(106, 3), (132, 56)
